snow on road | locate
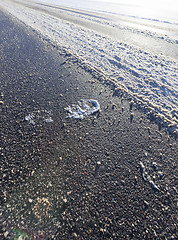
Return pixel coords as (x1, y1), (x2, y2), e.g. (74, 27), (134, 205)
(0, 0), (177, 133)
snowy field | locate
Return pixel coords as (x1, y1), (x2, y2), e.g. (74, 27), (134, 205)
(0, 0), (177, 133)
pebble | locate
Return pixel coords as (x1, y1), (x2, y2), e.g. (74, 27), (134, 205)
(94, 161), (101, 177)
(97, 161), (101, 166)
(158, 171), (163, 179)
(61, 122), (66, 128)
(140, 162), (145, 175)
(129, 100), (134, 111)
(152, 162), (158, 170)
(112, 103), (116, 110)
(144, 152), (148, 157)
(28, 198), (33, 203)
(4, 231), (9, 238)
(148, 178), (160, 191)
(144, 200), (149, 207)
(130, 112), (134, 122)
(148, 127), (151, 135)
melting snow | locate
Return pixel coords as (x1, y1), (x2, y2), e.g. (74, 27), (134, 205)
(25, 110), (54, 125)
(65, 99), (100, 119)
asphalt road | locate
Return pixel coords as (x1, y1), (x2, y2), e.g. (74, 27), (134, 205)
(0, 9), (177, 240)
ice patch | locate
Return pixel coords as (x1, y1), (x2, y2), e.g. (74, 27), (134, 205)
(25, 110), (54, 125)
(44, 117), (54, 123)
(65, 99), (100, 119)
(139, 161), (160, 191)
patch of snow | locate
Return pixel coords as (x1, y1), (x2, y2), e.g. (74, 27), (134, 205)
(65, 99), (100, 119)
(25, 114), (35, 125)
(44, 117), (54, 123)
(25, 110), (54, 124)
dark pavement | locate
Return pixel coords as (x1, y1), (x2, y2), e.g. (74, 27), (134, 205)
(0, 9), (177, 240)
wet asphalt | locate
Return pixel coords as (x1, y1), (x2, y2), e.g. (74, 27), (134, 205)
(0, 9), (177, 240)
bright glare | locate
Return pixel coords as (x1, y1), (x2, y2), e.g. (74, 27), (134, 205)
(92, 0), (178, 10)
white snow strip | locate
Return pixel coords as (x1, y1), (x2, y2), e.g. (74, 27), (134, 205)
(0, 0), (177, 131)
